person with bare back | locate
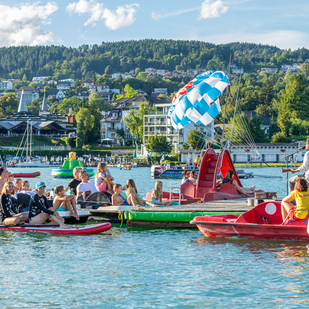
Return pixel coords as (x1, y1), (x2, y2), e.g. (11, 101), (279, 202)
(53, 185), (80, 220)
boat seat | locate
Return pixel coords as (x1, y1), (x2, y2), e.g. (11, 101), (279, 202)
(219, 183), (240, 196)
(180, 181), (196, 198)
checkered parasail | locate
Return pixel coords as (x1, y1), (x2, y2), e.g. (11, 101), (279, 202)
(168, 70), (229, 130)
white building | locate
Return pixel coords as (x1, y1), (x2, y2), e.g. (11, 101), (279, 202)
(0, 80), (13, 90)
(48, 89), (65, 100)
(111, 73), (132, 79)
(145, 68), (156, 74)
(153, 88), (168, 96)
(261, 68), (278, 74)
(281, 65), (296, 72)
(32, 76), (50, 83)
(143, 99), (214, 147)
(16, 86), (39, 104)
(57, 82), (71, 90)
(156, 69), (166, 76)
(81, 79), (94, 87)
(100, 95), (170, 145)
(89, 84), (110, 93)
(60, 79), (75, 86)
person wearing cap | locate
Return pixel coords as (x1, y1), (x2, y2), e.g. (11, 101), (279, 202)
(28, 182), (68, 228)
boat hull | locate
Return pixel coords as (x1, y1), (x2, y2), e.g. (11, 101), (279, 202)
(52, 168), (94, 178)
(193, 220), (309, 240)
(12, 172), (41, 178)
(0, 222), (111, 235)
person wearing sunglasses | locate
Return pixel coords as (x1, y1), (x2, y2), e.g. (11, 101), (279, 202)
(181, 170), (192, 185)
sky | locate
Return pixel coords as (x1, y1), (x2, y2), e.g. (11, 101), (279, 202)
(0, 0), (308, 50)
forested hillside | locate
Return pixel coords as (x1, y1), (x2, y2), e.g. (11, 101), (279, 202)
(1, 40), (309, 80)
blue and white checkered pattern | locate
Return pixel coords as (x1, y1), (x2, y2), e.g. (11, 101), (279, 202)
(169, 70), (229, 130)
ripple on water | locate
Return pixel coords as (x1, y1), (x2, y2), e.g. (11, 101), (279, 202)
(0, 228), (309, 308)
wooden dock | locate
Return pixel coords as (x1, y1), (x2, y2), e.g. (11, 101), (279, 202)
(88, 198), (278, 228)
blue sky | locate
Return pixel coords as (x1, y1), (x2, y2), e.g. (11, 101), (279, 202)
(0, 0), (308, 50)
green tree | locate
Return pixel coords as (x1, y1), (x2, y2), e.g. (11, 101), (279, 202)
(0, 95), (19, 117)
(22, 74), (27, 82)
(89, 92), (110, 111)
(104, 65), (112, 75)
(146, 135), (172, 154)
(123, 101), (157, 141)
(278, 74), (309, 133)
(248, 114), (269, 143)
(116, 129), (125, 145)
(186, 129), (206, 150)
(124, 84), (138, 97)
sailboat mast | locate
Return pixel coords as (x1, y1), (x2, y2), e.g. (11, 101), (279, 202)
(30, 121), (32, 159)
(26, 120), (28, 161)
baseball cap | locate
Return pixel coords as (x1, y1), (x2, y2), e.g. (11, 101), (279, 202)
(36, 182), (46, 189)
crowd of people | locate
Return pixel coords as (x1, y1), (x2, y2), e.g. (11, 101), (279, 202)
(0, 161), (167, 227)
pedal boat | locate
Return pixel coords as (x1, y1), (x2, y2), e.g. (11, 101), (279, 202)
(190, 201), (309, 241)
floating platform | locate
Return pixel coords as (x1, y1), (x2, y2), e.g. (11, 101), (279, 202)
(87, 199), (279, 228)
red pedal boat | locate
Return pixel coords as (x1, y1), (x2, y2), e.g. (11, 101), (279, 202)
(0, 222), (111, 235)
(191, 201), (309, 241)
(12, 171), (40, 178)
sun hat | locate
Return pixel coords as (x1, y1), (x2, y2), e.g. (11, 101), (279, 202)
(36, 182), (46, 189)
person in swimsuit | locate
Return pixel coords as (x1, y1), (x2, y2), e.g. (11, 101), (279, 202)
(53, 185), (80, 220)
(0, 182), (28, 225)
(28, 182), (68, 228)
(147, 181), (172, 206)
(217, 169), (255, 197)
(111, 184), (129, 206)
(125, 179), (145, 206)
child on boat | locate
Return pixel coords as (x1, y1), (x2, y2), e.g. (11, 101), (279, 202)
(281, 178), (309, 222)
(22, 180), (32, 191)
(111, 184), (130, 206)
(53, 185), (80, 220)
(28, 182), (68, 228)
(125, 179), (145, 206)
(98, 174), (114, 197)
(95, 162), (110, 190)
(0, 181), (28, 225)
(148, 181), (172, 207)
(65, 166), (83, 195)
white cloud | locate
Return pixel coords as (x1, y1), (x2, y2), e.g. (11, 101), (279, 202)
(66, 0), (139, 30)
(151, 7), (199, 21)
(0, 2), (58, 46)
(200, 0), (228, 19)
(201, 30), (309, 50)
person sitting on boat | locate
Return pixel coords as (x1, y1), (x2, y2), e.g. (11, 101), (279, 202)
(181, 170), (192, 185)
(95, 162), (110, 191)
(0, 167), (10, 194)
(28, 182), (68, 228)
(15, 178), (22, 192)
(217, 169), (255, 197)
(281, 178), (309, 222)
(0, 182), (28, 226)
(53, 185), (80, 220)
(125, 179), (145, 206)
(22, 180), (32, 191)
(111, 184), (130, 206)
(18, 180), (36, 199)
(76, 171), (97, 200)
(65, 167), (83, 196)
(98, 174), (114, 198)
(147, 181), (172, 207)
(289, 138), (309, 192)
(188, 171), (197, 185)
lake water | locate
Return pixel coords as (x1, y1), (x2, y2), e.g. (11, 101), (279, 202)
(1, 166), (309, 308)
